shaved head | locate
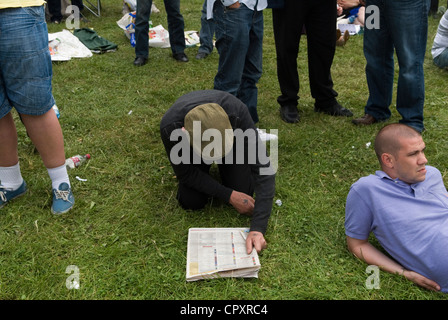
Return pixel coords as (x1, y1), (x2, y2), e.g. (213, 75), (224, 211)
(374, 124), (421, 164)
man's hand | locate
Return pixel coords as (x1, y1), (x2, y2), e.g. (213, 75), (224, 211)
(337, 5), (343, 16)
(246, 231), (267, 254)
(347, 237), (441, 292)
(227, 1), (240, 9)
(229, 190), (254, 216)
(403, 270), (441, 292)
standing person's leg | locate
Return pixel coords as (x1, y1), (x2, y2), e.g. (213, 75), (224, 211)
(196, 0), (215, 59)
(71, 0), (84, 11)
(306, 1), (338, 109)
(307, 1), (352, 116)
(164, 0), (188, 61)
(0, 6), (73, 213)
(0, 112), (27, 207)
(355, 0), (394, 123)
(236, 8), (263, 124)
(429, 0), (438, 15)
(272, 0), (304, 123)
(134, 0), (153, 65)
(47, 0), (63, 23)
(0, 113), (26, 207)
(20, 111), (74, 215)
(389, 0), (429, 132)
(213, 2), (250, 105)
(0, 113), (19, 168)
(0, 8), (25, 206)
(20, 111), (65, 169)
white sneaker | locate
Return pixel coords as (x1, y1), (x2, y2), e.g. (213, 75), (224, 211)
(256, 128), (278, 142)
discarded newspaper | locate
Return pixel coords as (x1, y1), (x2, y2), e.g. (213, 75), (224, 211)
(186, 228), (261, 281)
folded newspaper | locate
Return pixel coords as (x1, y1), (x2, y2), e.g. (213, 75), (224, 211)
(186, 228), (261, 281)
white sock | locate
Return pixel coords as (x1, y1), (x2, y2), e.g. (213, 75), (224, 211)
(47, 164), (70, 190)
(0, 162), (24, 190)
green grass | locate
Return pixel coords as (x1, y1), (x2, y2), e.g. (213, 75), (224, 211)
(1, 0), (447, 301)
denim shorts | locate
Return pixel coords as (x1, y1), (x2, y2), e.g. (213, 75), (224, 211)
(0, 6), (55, 119)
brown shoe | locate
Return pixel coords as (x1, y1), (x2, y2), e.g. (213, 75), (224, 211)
(336, 29), (341, 42)
(336, 29), (350, 46)
(352, 114), (377, 125)
(343, 30), (350, 43)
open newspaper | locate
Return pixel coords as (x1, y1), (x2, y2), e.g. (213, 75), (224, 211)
(186, 228), (261, 281)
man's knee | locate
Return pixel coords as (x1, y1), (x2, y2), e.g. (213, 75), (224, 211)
(177, 187), (208, 210)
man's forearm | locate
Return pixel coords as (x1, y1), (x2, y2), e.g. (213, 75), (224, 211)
(346, 236), (441, 291)
(346, 237), (405, 275)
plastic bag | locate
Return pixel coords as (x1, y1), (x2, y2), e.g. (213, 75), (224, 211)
(117, 11), (137, 47)
(117, 12), (168, 48)
(148, 25), (170, 48)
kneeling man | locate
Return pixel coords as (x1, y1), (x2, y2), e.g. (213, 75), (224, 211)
(160, 90), (276, 254)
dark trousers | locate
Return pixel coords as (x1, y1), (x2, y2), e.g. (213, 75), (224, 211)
(272, 0), (338, 109)
(47, 0), (63, 21)
(429, 0), (448, 13)
(177, 161), (254, 210)
(135, 0), (185, 57)
(430, 0), (438, 12)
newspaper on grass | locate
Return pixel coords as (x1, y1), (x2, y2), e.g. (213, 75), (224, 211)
(337, 23), (361, 35)
(186, 228), (261, 282)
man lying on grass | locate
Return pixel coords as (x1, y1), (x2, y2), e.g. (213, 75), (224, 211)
(345, 123), (447, 293)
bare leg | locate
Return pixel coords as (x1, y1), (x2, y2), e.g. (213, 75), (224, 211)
(20, 109), (65, 169)
(0, 112), (19, 167)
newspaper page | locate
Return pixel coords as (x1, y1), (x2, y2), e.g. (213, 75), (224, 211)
(186, 228), (261, 281)
(337, 23), (361, 35)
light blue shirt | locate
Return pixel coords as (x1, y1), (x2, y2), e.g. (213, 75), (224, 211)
(345, 165), (448, 293)
(206, 0), (267, 19)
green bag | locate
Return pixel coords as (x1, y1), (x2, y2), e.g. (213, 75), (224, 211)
(73, 28), (118, 54)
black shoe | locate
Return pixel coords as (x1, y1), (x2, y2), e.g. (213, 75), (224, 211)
(314, 102), (353, 117)
(280, 105), (300, 123)
(133, 56), (147, 66)
(195, 52), (209, 60)
(173, 52), (189, 62)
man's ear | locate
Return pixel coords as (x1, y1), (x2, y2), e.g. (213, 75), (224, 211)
(381, 152), (395, 169)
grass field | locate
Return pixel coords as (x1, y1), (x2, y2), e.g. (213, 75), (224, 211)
(1, 0), (447, 302)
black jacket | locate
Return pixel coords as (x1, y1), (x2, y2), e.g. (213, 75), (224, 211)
(160, 90), (276, 234)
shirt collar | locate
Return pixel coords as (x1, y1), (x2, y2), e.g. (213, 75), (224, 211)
(375, 170), (424, 193)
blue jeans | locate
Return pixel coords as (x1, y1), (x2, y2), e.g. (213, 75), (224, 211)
(213, 2), (263, 124)
(364, 0), (430, 132)
(134, 0), (185, 57)
(434, 48), (448, 69)
(198, 0), (215, 55)
(0, 6), (54, 119)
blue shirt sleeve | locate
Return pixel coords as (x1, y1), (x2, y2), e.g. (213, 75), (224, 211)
(345, 185), (373, 240)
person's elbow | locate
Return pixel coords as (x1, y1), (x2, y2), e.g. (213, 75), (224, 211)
(346, 236), (368, 258)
